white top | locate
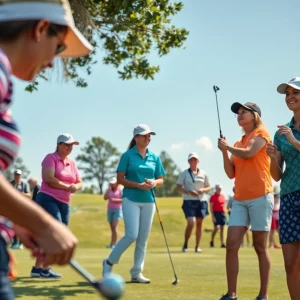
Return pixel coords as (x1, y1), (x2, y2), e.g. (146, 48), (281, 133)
(177, 168), (210, 201)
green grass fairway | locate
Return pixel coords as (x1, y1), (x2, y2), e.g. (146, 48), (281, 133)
(11, 195), (288, 299)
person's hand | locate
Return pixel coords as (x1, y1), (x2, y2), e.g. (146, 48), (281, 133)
(14, 225), (41, 258)
(218, 137), (229, 152)
(68, 185), (77, 193)
(266, 142), (277, 159)
(198, 188), (204, 195)
(31, 219), (78, 266)
(212, 216), (216, 224)
(277, 125), (297, 145)
(145, 179), (157, 188)
(138, 182), (152, 190)
(189, 190), (199, 196)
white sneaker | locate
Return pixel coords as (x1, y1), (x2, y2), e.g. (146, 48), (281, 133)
(102, 259), (112, 277)
(131, 273), (150, 284)
(195, 248), (202, 253)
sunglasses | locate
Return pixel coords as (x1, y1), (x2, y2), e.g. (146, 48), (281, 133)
(49, 25), (67, 55)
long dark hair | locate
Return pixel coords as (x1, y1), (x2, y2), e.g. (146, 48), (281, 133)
(127, 138), (136, 150)
(0, 21), (67, 42)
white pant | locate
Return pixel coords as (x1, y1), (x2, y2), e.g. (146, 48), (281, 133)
(108, 198), (155, 277)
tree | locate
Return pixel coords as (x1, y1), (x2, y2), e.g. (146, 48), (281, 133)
(26, 0), (189, 92)
(4, 157), (30, 181)
(76, 137), (121, 194)
(155, 151), (180, 197)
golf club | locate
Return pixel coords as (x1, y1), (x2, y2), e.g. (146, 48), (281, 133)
(150, 187), (179, 285)
(213, 85), (223, 138)
(70, 260), (124, 299)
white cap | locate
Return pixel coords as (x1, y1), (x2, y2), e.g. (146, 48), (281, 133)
(57, 133), (79, 145)
(277, 77), (300, 94)
(0, 0), (93, 57)
(187, 152), (199, 161)
(215, 184), (222, 189)
(133, 124), (156, 136)
(109, 177), (117, 184)
(14, 169), (22, 175)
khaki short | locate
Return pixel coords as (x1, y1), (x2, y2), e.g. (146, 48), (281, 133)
(228, 193), (274, 231)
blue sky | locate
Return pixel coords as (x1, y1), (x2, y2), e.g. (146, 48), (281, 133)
(11, 0), (298, 197)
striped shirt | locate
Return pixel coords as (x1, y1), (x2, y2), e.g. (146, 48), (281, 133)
(0, 49), (21, 242)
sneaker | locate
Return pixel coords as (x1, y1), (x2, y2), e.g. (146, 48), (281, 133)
(40, 268), (61, 278)
(106, 244), (115, 249)
(102, 259), (112, 277)
(210, 241), (214, 248)
(195, 248), (202, 253)
(219, 293), (238, 300)
(131, 273), (150, 284)
(255, 297), (266, 300)
(10, 243), (19, 249)
(18, 244), (24, 250)
(182, 246), (188, 252)
(221, 243), (226, 248)
(30, 267), (42, 278)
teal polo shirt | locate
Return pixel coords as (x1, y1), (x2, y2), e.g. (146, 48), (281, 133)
(274, 118), (300, 196)
(117, 146), (165, 203)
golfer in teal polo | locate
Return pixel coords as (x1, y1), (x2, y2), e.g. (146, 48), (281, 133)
(102, 124), (165, 283)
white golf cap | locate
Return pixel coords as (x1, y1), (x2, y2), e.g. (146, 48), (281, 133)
(109, 177), (117, 184)
(57, 133), (79, 145)
(14, 169), (22, 175)
(133, 124), (156, 136)
(0, 0), (93, 57)
(277, 77), (300, 94)
(215, 184), (222, 189)
(187, 152), (199, 161)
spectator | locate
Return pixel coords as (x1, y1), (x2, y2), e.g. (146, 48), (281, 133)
(209, 184), (226, 248)
(104, 177), (123, 249)
(28, 177), (40, 202)
(176, 152), (211, 253)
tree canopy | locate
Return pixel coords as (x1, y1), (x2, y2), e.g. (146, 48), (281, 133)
(26, 0), (188, 91)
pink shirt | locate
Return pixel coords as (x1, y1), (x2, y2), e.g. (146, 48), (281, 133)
(40, 152), (80, 204)
(107, 188), (122, 209)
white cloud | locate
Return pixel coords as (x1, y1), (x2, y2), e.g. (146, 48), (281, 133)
(195, 136), (214, 152)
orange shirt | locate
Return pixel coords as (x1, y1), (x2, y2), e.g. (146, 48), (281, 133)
(232, 126), (273, 200)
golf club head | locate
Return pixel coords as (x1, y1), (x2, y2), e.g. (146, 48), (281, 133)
(172, 278), (179, 285)
(213, 85), (220, 93)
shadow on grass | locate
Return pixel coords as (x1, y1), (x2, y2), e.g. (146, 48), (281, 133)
(12, 279), (95, 299)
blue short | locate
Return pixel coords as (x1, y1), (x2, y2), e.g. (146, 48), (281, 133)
(213, 211), (227, 226)
(279, 190), (300, 244)
(107, 209), (123, 222)
(0, 237), (14, 299)
(36, 192), (70, 225)
(182, 200), (209, 219)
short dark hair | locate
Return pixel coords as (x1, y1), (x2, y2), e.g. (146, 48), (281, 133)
(0, 20), (67, 42)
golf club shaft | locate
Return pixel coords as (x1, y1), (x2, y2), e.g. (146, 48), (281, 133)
(213, 86), (222, 138)
(70, 259), (97, 285)
(151, 189), (178, 281)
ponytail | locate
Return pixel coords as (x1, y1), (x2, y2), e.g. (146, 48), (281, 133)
(128, 138), (136, 150)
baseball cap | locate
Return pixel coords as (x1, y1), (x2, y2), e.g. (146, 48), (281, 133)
(14, 169), (22, 175)
(231, 102), (261, 117)
(133, 124), (156, 136)
(187, 152), (199, 161)
(109, 177), (117, 184)
(57, 133), (79, 145)
(277, 77), (300, 94)
(0, 0), (93, 57)
(215, 184), (222, 189)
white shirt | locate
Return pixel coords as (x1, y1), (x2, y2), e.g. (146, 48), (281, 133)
(177, 168), (210, 201)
